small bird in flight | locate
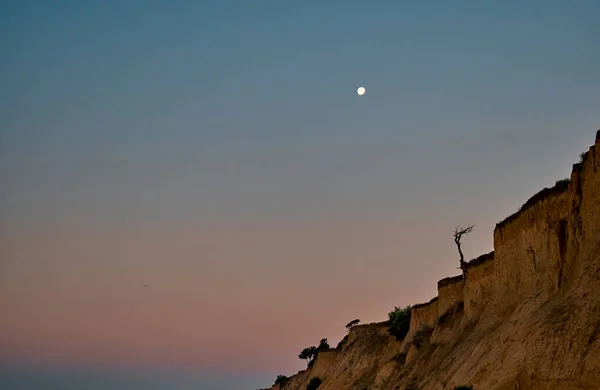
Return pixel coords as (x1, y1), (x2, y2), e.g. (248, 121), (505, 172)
(144, 284), (150, 287)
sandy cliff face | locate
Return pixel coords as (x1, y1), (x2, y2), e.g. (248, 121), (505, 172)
(437, 276), (464, 319)
(463, 252), (494, 321)
(493, 186), (572, 310)
(319, 323), (404, 390)
(408, 298), (438, 341)
(263, 131), (600, 390)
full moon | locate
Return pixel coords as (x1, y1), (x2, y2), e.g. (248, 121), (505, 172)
(357, 86), (366, 96)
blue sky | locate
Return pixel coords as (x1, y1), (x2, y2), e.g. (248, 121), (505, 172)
(1, 1), (599, 389)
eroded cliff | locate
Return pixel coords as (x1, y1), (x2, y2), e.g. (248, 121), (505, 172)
(262, 131), (600, 390)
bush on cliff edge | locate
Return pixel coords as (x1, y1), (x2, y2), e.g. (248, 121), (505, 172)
(274, 374), (290, 387)
(388, 305), (411, 340)
(336, 334), (349, 349)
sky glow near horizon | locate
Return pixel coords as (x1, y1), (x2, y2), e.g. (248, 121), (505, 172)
(1, 1), (600, 389)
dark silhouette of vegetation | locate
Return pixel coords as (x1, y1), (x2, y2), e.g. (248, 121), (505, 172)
(454, 386), (474, 390)
(336, 334), (349, 349)
(317, 338), (330, 350)
(336, 319), (359, 349)
(298, 346), (318, 365)
(388, 305), (411, 340)
(306, 377), (322, 390)
(299, 338), (330, 367)
(345, 319), (360, 332)
(453, 225), (474, 273)
(274, 375), (290, 387)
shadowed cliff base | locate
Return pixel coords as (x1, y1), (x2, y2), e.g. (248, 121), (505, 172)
(262, 130), (600, 390)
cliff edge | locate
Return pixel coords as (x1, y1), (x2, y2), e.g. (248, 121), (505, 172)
(263, 130), (600, 390)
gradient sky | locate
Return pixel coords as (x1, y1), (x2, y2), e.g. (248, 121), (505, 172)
(1, 1), (600, 389)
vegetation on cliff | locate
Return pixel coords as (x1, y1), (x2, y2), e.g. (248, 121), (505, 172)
(298, 338), (330, 368)
(387, 305), (411, 340)
(345, 319), (360, 332)
(335, 334), (349, 349)
(274, 375), (290, 387)
(453, 224), (475, 273)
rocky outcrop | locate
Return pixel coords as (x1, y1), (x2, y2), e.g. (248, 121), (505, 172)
(262, 130), (600, 390)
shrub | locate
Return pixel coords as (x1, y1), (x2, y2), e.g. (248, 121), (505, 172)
(299, 338), (330, 368)
(336, 334), (349, 349)
(388, 305), (411, 340)
(306, 377), (322, 390)
(299, 346), (317, 364)
(454, 386), (474, 390)
(317, 338), (330, 351)
(274, 375), (289, 386)
(345, 319), (360, 332)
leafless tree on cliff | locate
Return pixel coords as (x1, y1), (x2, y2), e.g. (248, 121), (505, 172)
(453, 225), (474, 275)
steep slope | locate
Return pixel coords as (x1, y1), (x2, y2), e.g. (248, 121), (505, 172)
(262, 130), (600, 390)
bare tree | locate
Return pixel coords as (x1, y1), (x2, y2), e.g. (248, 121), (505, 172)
(453, 225), (474, 273)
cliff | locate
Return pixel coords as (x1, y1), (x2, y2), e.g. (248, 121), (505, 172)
(262, 130), (600, 390)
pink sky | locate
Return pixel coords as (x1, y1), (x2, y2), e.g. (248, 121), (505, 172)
(1, 216), (498, 374)
(2, 3), (599, 385)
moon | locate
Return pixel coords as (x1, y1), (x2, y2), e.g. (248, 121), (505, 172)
(357, 86), (366, 96)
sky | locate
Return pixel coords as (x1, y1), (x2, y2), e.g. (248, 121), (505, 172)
(1, 1), (599, 389)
